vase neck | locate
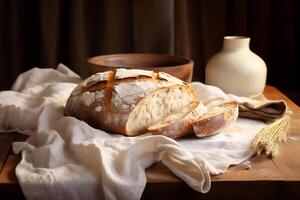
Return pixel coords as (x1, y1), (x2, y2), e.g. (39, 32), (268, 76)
(223, 36), (250, 51)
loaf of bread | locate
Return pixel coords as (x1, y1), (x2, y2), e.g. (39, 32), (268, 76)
(65, 69), (198, 136)
(65, 69), (239, 138)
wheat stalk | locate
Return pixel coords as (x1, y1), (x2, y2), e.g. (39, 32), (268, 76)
(251, 114), (290, 157)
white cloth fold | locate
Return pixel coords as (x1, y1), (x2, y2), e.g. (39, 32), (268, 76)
(0, 64), (266, 200)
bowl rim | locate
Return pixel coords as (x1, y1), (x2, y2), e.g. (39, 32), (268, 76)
(87, 53), (194, 69)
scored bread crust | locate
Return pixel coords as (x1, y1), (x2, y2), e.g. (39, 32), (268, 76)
(193, 102), (239, 137)
(65, 69), (197, 136)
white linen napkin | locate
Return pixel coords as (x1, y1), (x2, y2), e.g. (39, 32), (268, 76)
(0, 64), (266, 200)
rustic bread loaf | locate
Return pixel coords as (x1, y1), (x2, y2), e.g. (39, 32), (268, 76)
(193, 102), (239, 137)
(65, 69), (198, 136)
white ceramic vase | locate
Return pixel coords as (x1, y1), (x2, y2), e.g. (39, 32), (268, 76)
(205, 36), (267, 97)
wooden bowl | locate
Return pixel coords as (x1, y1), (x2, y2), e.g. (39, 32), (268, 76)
(88, 53), (194, 82)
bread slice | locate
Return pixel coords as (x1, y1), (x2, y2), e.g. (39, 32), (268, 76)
(192, 102), (239, 137)
(65, 69), (197, 136)
(126, 85), (197, 135)
(147, 102), (207, 138)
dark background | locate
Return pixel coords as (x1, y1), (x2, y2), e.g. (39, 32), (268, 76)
(0, 0), (299, 103)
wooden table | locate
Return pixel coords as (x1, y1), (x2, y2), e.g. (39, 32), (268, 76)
(1, 86), (300, 199)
